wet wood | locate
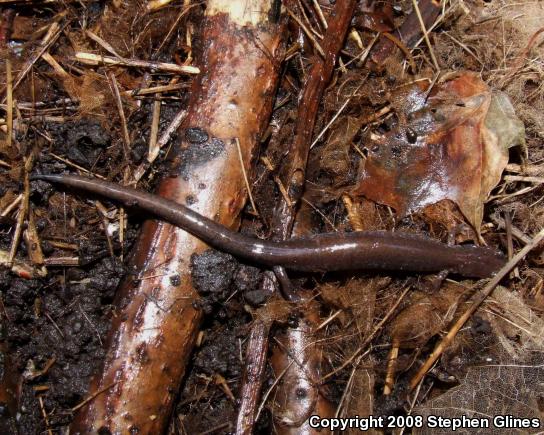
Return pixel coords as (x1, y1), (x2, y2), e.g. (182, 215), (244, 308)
(369, 0), (442, 69)
(235, 319), (271, 435)
(70, 1), (286, 433)
(270, 302), (333, 434)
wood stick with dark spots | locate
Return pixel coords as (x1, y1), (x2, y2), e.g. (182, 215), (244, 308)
(62, 1), (287, 433)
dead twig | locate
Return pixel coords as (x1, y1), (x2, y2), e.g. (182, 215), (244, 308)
(133, 108), (187, 181)
(235, 320), (271, 435)
(147, 98), (162, 175)
(37, 395), (53, 435)
(124, 83), (187, 97)
(504, 175), (544, 184)
(284, 5), (325, 58)
(48, 153), (106, 178)
(107, 72), (131, 159)
(42, 52), (69, 78)
(0, 194), (22, 217)
(235, 137), (259, 216)
(4, 58), (13, 150)
(74, 52), (200, 75)
(262, 3), (358, 430)
(84, 30), (122, 58)
(383, 337), (400, 395)
(71, 382), (118, 413)
(2, 19), (64, 102)
(9, 153), (34, 264)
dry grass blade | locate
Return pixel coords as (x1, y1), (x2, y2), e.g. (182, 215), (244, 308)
(71, 382), (118, 412)
(124, 83), (187, 97)
(285, 6), (325, 58)
(107, 73), (131, 158)
(2, 20), (64, 102)
(411, 0), (440, 71)
(309, 76), (372, 149)
(147, 98), (161, 168)
(9, 154), (34, 264)
(41, 52), (69, 77)
(133, 108), (187, 182)
(48, 153), (106, 178)
(84, 30), (122, 58)
(0, 194), (22, 217)
(235, 138), (259, 216)
(311, 0), (328, 29)
(155, 2), (199, 56)
(323, 286), (411, 381)
(38, 395), (53, 435)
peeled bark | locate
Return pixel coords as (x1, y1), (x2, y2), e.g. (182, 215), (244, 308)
(71, 2), (285, 433)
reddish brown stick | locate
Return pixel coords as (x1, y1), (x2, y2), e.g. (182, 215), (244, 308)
(272, 0), (358, 240)
(268, 1), (357, 433)
(236, 319), (272, 435)
(70, 2), (286, 433)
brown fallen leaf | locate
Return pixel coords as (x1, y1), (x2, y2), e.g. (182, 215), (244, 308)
(353, 73), (525, 234)
(319, 115), (360, 180)
(389, 283), (466, 350)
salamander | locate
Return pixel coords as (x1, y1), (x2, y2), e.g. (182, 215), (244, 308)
(32, 174), (505, 278)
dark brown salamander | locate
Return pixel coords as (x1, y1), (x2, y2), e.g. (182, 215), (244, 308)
(33, 174), (505, 278)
